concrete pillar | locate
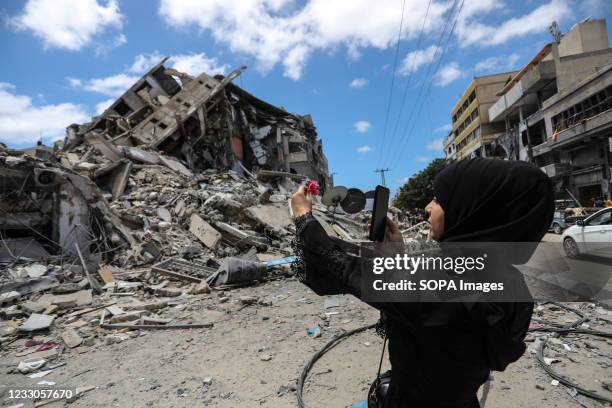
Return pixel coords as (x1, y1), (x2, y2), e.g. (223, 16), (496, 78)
(519, 106), (534, 163)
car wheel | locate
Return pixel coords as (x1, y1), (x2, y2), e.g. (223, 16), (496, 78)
(553, 223), (562, 234)
(563, 237), (580, 259)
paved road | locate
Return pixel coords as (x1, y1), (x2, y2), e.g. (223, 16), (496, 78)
(542, 232), (562, 243)
(522, 233), (612, 307)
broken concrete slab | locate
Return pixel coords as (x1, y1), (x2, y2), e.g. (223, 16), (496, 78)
(24, 264), (47, 278)
(245, 203), (292, 230)
(86, 133), (123, 161)
(21, 299), (45, 313)
(36, 290), (93, 310)
(124, 147), (160, 165)
(189, 214), (221, 249)
(60, 328), (83, 348)
(105, 305), (125, 316)
(0, 291), (20, 306)
(98, 265), (116, 284)
(159, 155), (193, 177)
(19, 313), (55, 332)
(157, 207), (172, 222)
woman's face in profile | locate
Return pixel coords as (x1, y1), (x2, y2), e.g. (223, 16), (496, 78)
(425, 199), (445, 241)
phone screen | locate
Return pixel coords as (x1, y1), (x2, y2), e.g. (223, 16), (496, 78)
(369, 185), (390, 241)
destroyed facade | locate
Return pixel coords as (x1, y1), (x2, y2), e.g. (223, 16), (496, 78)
(1, 58), (333, 260)
(65, 58), (331, 188)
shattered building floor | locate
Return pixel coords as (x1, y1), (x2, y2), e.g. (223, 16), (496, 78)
(0, 59), (611, 407)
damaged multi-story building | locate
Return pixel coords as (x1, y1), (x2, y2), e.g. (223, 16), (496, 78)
(64, 58), (331, 188)
(1, 58), (332, 260)
(446, 18), (612, 204)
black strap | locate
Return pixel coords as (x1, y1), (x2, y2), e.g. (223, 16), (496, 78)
(376, 334), (388, 379)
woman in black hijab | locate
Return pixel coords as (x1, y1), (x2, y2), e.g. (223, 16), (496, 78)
(290, 158), (554, 407)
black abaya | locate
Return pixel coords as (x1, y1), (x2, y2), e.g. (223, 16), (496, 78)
(292, 158), (554, 407)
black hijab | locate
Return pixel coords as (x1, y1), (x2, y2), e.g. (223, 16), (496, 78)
(434, 158), (554, 244)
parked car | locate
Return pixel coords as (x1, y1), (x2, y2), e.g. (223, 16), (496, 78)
(562, 207), (612, 258)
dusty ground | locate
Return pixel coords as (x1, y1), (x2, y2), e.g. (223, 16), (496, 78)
(2, 276), (611, 408)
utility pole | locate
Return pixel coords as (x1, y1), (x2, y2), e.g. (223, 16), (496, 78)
(374, 168), (391, 186)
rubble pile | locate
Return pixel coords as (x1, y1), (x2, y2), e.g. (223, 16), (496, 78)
(0, 58), (372, 404)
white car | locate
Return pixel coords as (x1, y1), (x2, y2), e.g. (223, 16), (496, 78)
(562, 207), (612, 258)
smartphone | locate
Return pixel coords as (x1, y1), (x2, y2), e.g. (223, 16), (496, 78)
(369, 185), (390, 242)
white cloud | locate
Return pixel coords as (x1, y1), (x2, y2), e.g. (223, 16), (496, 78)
(435, 123), (452, 132)
(66, 77), (82, 87)
(399, 45), (440, 75)
(457, 0), (572, 47)
(349, 77), (368, 89)
(435, 62), (462, 87)
(474, 53), (521, 73)
(581, 0), (611, 15)
(95, 98), (114, 115)
(426, 138), (444, 151)
(70, 73), (139, 97)
(357, 145), (373, 153)
(95, 33), (127, 57)
(415, 156), (429, 163)
(353, 120), (372, 133)
(0, 83), (89, 146)
(10, 0), (123, 51)
(171, 53), (229, 76)
(129, 51), (228, 76)
(70, 52), (229, 98)
(157, 0), (450, 80)
(129, 51), (165, 74)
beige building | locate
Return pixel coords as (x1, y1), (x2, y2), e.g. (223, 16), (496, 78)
(449, 72), (516, 160)
(488, 18), (612, 202)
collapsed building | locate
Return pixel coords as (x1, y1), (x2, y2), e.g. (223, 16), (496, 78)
(0, 59), (333, 261)
(64, 58), (331, 188)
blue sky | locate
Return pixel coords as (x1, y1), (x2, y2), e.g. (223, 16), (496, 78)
(1, 0), (611, 194)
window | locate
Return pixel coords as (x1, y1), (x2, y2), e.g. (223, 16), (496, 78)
(469, 90), (476, 103)
(471, 109), (478, 121)
(452, 114), (457, 123)
(587, 210), (612, 226)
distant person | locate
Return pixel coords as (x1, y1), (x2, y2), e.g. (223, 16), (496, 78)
(290, 158), (553, 407)
(594, 197), (604, 208)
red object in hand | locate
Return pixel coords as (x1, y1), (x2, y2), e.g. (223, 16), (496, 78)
(305, 180), (320, 196)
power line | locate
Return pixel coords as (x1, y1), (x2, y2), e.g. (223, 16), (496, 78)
(374, 168), (391, 186)
(379, 0), (433, 167)
(380, 0), (458, 167)
(376, 0), (407, 167)
(385, 0), (460, 167)
(388, 0), (464, 169)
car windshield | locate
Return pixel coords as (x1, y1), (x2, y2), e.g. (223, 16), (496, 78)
(587, 210), (612, 226)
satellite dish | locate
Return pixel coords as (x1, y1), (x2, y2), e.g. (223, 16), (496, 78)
(341, 188), (366, 214)
(322, 186), (348, 207)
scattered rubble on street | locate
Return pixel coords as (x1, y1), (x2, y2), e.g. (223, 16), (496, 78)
(0, 59), (610, 407)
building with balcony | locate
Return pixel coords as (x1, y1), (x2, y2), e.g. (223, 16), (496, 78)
(450, 72), (516, 160)
(443, 130), (457, 160)
(488, 18), (612, 203)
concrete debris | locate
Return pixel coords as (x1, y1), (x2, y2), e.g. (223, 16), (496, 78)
(18, 313), (55, 332)
(189, 214), (222, 249)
